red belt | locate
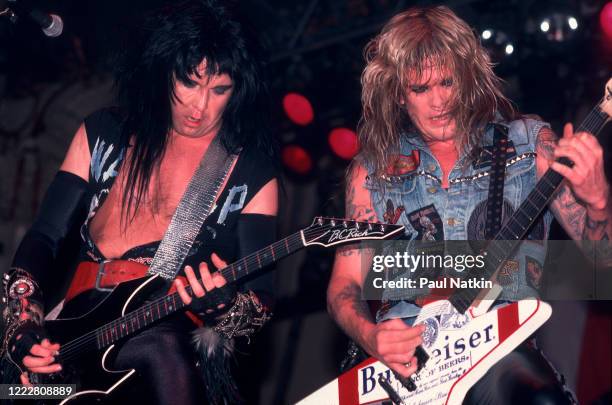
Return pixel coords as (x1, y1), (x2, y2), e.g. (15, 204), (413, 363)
(65, 260), (149, 302)
(65, 260), (203, 327)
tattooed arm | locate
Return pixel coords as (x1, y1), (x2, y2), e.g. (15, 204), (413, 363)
(536, 125), (612, 245)
(327, 164), (423, 378)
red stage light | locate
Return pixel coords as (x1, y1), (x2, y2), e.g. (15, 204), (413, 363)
(281, 145), (313, 174)
(282, 93), (314, 126)
(601, 2), (612, 40)
(328, 127), (359, 160)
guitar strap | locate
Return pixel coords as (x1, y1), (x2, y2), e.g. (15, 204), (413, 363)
(146, 136), (239, 280)
(484, 124), (509, 240)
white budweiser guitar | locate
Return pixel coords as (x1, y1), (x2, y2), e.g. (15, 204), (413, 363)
(299, 78), (612, 405)
(1, 217), (404, 404)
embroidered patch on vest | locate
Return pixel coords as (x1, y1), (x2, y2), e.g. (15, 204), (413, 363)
(386, 151), (420, 175)
(497, 260), (519, 285)
(472, 141), (517, 169)
(383, 199), (405, 224)
(407, 204), (444, 241)
(525, 256), (543, 289)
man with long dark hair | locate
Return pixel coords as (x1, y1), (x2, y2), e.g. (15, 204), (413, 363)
(1, 1), (278, 404)
(327, 6), (610, 404)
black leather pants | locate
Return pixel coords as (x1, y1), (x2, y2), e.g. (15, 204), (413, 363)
(113, 318), (206, 405)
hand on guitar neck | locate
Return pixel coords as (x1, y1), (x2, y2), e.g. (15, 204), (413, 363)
(549, 123), (610, 212)
(174, 252), (240, 318)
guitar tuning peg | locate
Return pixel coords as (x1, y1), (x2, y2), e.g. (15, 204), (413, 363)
(368, 223), (373, 231)
(317, 218), (324, 226)
(380, 224), (385, 232)
(330, 220), (336, 227)
(343, 221), (348, 228)
(354, 221), (360, 230)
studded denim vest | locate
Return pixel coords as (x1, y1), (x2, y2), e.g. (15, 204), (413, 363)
(367, 118), (553, 320)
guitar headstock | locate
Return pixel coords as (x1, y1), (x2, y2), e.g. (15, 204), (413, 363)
(301, 217), (404, 247)
(600, 77), (612, 119)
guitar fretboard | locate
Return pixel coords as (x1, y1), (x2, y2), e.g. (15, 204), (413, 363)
(94, 233), (305, 349)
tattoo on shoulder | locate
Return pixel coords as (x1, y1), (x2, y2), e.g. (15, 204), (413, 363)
(345, 177), (378, 222)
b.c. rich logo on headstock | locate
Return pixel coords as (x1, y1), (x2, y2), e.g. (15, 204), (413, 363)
(309, 227), (385, 245)
(303, 217), (404, 247)
(328, 227), (385, 243)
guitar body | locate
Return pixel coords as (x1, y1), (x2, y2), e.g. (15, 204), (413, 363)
(298, 299), (551, 405)
(28, 275), (166, 405)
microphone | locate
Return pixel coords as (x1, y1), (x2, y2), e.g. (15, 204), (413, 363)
(5, 0), (63, 37)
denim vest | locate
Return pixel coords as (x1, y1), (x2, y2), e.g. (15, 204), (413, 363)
(367, 118), (553, 320)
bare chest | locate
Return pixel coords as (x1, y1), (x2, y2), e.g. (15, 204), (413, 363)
(88, 140), (210, 258)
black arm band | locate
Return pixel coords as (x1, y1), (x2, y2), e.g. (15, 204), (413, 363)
(11, 171), (88, 284)
(237, 214), (277, 308)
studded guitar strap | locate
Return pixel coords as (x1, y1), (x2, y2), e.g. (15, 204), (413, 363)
(485, 124), (510, 240)
(146, 136), (239, 280)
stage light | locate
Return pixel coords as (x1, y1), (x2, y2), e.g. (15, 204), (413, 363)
(282, 93), (314, 126)
(538, 12), (580, 42)
(480, 28), (515, 61)
(601, 2), (612, 40)
(281, 145), (313, 175)
(328, 128), (359, 160)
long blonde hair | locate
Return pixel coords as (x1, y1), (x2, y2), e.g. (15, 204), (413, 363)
(358, 6), (517, 177)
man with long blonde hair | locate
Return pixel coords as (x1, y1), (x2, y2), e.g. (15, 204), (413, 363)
(328, 5), (610, 404)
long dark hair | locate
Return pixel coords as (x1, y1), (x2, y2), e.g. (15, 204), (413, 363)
(114, 0), (273, 224)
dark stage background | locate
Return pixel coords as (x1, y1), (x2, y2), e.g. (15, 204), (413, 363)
(1, 0), (611, 404)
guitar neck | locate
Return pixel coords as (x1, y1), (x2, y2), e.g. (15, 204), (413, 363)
(91, 232), (306, 349)
(449, 105), (610, 313)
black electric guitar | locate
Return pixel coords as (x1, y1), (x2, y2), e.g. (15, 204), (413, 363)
(0, 217), (403, 404)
